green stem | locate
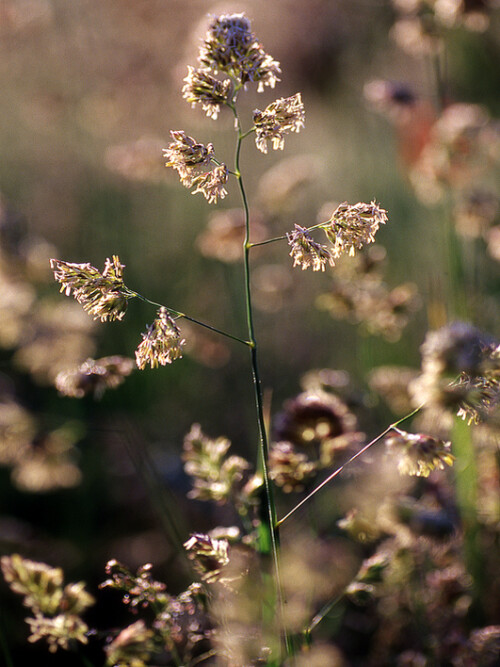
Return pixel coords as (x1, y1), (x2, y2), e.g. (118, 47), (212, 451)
(129, 290), (251, 347)
(276, 406), (422, 528)
(451, 416), (484, 621)
(304, 594), (343, 639)
(248, 222), (328, 249)
(233, 105), (290, 659)
(431, 48), (446, 114)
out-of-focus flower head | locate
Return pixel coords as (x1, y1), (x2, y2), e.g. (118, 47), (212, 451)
(55, 355), (135, 398)
(364, 79), (417, 120)
(182, 423), (257, 512)
(268, 441), (318, 492)
(182, 66), (232, 120)
(385, 429), (454, 477)
(184, 533), (230, 584)
(25, 614), (90, 654)
(299, 368), (356, 405)
(105, 136), (166, 182)
(13, 300), (96, 385)
(0, 0), (53, 35)
(486, 224), (500, 262)
(291, 642), (345, 667)
(0, 268), (36, 349)
(460, 625), (500, 666)
(50, 256), (130, 323)
(393, 495), (457, 538)
(368, 366), (420, 414)
(454, 189), (499, 238)
(344, 549), (390, 605)
(337, 508), (382, 543)
(317, 278), (420, 342)
(253, 93), (305, 154)
(1, 554), (94, 653)
(364, 80), (436, 169)
(287, 224), (334, 272)
(105, 620), (155, 667)
(410, 322), (500, 423)
(196, 208), (268, 263)
(321, 200), (388, 259)
(315, 245), (419, 342)
(0, 396), (83, 493)
(1, 554), (65, 615)
(354, 552), (390, 585)
(419, 321), (494, 377)
(408, 103), (498, 205)
(198, 13), (281, 91)
(0, 399), (36, 466)
(273, 390), (364, 471)
(135, 307), (185, 370)
(390, 0), (494, 57)
(256, 154), (321, 216)
(11, 423), (83, 493)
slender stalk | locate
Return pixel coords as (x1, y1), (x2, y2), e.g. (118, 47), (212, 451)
(451, 416), (484, 621)
(129, 290), (251, 346)
(248, 222), (328, 249)
(232, 104), (290, 659)
(304, 594), (343, 639)
(276, 406), (422, 528)
(430, 39), (481, 618)
(431, 48), (446, 114)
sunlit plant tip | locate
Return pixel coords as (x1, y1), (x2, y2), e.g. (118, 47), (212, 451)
(135, 307), (185, 370)
(50, 256), (131, 322)
(253, 93), (305, 154)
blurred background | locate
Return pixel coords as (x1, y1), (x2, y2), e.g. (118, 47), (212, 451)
(0, 0), (499, 664)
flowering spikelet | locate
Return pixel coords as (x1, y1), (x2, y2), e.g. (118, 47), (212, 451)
(1, 554), (64, 615)
(410, 322), (500, 423)
(287, 224), (334, 271)
(191, 163), (229, 204)
(268, 441), (317, 492)
(198, 13), (281, 91)
(135, 307), (185, 370)
(184, 533), (230, 583)
(321, 201), (388, 258)
(55, 355), (135, 398)
(182, 66), (232, 119)
(253, 93), (305, 153)
(453, 372), (500, 425)
(163, 130), (215, 187)
(50, 256), (130, 322)
(100, 560), (169, 609)
(105, 620), (155, 667)
(163, 130), (228, 203)
(182, 423), (253, 508)
(1, 554), (94, 652)
(385, 430), (455, 477)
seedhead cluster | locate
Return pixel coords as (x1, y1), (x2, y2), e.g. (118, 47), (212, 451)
(3, 6), (500, 667)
